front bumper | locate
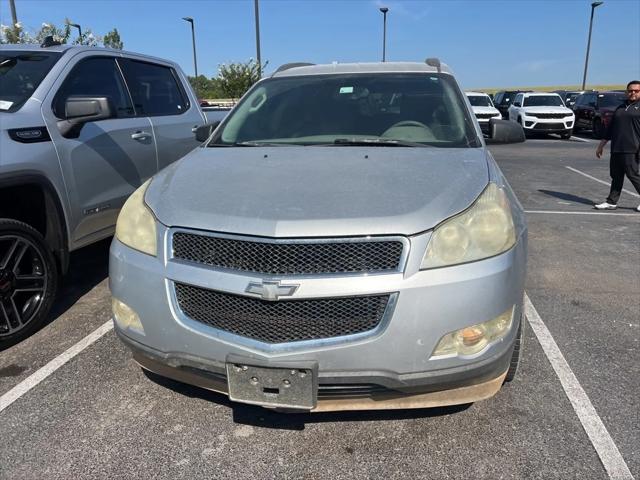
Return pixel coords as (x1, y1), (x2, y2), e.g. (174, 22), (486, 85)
(522, 116), (574, 132)
(110, 227), (527, 411)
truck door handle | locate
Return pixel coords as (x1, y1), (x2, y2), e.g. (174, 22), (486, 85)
(131, 131), (151, 140)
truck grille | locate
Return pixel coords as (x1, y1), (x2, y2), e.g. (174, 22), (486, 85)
(174, 282), (392, 343)
(172, 232), (404, 275)
(528, 113), (571, 119)
(475, 113), (496, 119)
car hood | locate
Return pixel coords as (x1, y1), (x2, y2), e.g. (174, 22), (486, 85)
(146, 146), (489, 237)
(472, 106), (501, 115)
(522, 106), (573, 114)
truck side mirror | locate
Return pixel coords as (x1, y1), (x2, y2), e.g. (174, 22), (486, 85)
(486, 119), (526, 144)
(195, 121), (221, 143)
(57, 97), (113, 138)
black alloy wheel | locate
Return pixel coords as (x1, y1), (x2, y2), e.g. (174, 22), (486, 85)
(0, 220), (58, 349)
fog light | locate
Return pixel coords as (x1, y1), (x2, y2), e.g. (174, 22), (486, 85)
(525, 121), (534, 127)
(431, 306), (514, 358)
(112, 298), (144, 334)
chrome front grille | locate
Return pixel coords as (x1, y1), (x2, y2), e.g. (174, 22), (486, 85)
(172, 232), (405, 275)
(174, 282), (392, 343)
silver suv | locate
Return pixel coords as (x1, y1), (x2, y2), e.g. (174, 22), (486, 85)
(110, 60), (527, 412)
(0, 42), (205, 347)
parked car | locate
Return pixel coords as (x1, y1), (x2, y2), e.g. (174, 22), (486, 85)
(110, 59), (528, 412)
(493, 90), (529, 119)
(552, 90), (587, 109)
(202, 106), (232, 124)
(572, 91), (626, 138)
(0, 40), (206, 348)
(466, 91), (502, 133)
(508, 92), (574, 138)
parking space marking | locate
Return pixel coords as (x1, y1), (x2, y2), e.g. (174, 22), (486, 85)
(566, 166), (640, 198)
(0, 320), (113, 413)
(524, 294), (634, 480)
(569, 136), (593, 143)
(525, 210), (639, 216)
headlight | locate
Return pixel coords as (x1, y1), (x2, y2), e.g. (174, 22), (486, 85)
(115, 179), (157, 256)
(430, 306), (514, 357)
(421, 183), (516, 269)
(524, 111), (537, 117)
(492, 113), (502, 118)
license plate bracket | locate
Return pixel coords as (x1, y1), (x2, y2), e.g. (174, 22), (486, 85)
(226, 361), (317, 410)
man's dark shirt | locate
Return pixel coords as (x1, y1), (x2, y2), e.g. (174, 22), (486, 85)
(604, 100), (640, 154)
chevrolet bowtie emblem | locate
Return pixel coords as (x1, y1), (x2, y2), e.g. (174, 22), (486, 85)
(245, 280), (299, 301)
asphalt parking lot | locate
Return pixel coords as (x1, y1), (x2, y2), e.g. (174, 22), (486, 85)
(1, 134), (638, 480)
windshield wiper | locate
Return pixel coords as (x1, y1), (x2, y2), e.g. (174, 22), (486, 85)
(331, 138), (429, 147)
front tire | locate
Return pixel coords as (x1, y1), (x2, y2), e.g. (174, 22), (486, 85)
(0, 219), (58, 350)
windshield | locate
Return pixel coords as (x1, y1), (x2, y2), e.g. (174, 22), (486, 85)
(467, 95), (493, 107)
(523, 95), (564, 107)
(210, 73), (480, 148)
(599, 93), (626, 108)
(0, 51), (63, 112)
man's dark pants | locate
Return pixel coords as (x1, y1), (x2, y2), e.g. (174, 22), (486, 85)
(606, 153), (640, 204)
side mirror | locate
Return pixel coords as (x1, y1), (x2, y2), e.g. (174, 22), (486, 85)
(195, 121), (220, 143)
(486, 119), (525, 144)
(57, 97), (113, 138)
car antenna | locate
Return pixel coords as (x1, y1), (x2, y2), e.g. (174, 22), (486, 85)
(425, 58), (441, 73)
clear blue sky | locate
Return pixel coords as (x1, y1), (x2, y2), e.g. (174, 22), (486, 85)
(3, 0), (639, 88)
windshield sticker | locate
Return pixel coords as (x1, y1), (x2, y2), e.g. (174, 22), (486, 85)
(339, 86), (354, 94)
(0, 100), (14, 110)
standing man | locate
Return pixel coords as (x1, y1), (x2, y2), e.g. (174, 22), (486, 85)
(594, 80), (640, 211)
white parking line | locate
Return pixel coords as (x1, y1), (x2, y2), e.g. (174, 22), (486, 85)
(0, 320), (113, 413)
(524, 294), (634, 480)
(569, 136), (593, 143)
(525, 210), (639, 216)
(566, 166), (640, 198)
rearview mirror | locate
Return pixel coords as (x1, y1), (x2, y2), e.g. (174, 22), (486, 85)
(57, 97), (113, 138)
(195, 121), (220, 143)
(485, 119), (525, 144)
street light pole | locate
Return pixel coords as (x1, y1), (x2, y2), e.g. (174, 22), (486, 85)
(182, 17), (198, 79)
(379, 7), (389, 62)
(581, 1), (603, 90)
(69, 23), (82, 45)
(9, 0), (18, 26)
(254, 0), (262, 78)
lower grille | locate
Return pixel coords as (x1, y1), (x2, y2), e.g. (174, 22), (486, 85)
(174, 282), (391, 343)
(533, 122), (564, 130)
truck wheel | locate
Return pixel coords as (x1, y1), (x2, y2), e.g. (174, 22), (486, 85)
(0, 219), (58, 350)
(504, 313), (524, 383)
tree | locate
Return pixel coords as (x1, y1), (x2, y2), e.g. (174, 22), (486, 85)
(217, 59), (268, 99)
(0, 19), (121, 48)
(103, 28), (123, 50)
(188, 75), (224, 100)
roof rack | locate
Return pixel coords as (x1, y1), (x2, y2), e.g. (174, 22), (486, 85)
(272, 62), (315, 76)
(425, 58), (441, 73)
(41, 36), (62, 48)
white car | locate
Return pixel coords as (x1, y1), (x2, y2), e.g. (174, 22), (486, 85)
(465, 92), (502, 133)
(507, 92), (574, 138)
